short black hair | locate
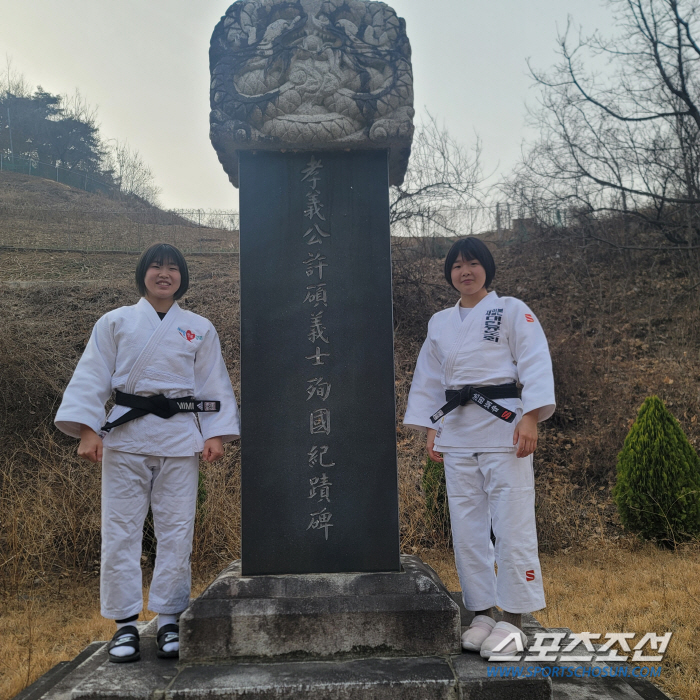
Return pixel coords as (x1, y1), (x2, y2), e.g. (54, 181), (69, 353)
(444, 237), (496, 290)
(135, 243), (189, 300)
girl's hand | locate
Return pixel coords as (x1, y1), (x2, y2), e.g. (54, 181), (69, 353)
(202, 437), (225, 463)
(513, 411), (538, 458)
(427, 428), (443, 463)
(78, 425), (103, 463)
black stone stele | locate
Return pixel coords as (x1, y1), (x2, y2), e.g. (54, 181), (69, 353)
(239, 149), (400, 575)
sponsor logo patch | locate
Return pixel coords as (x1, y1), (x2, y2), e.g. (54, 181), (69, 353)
(483, 308), (504, 342)
(178, 327), (203, 342)
(526, 570), (535, 581)
(525, 314), (535, 323)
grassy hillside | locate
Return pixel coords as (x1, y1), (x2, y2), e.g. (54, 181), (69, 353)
(3, 183), (700, 567)
(2, 173), (700, 700)
(0, 172), (238, 252)
(0, 171), (155, 211)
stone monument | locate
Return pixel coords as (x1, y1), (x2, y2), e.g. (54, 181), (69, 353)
(209, 0), (415, 576)
(178, 0), (466, 667)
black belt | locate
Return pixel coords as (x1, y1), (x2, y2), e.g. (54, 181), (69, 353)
(101, 390), (220, 432)
(430, 383), (520, 424)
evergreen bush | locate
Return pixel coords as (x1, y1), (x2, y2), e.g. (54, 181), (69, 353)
(613, 396), (700, 544)
(423, 456), (452, 546)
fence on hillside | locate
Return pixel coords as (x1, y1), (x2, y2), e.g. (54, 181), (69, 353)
(0, 202), (577, 256)
(0, 155), (117, 197)
(391, 201), (575, 254)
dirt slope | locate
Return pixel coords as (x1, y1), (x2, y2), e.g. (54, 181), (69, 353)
(0, 171), (237, 252)
(0, 171), (154, 211)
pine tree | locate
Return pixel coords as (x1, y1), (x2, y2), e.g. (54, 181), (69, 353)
(613, 396), (700, 544)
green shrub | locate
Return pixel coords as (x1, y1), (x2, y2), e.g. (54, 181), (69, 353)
(422, 456), (452, 546)
(613, 396), (700, 544)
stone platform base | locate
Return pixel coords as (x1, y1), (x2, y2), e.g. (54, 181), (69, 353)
(20, 633), (551, 700)
(12, 553), (671, 700)
(14, 613), (672, 700)
(180, 555), (460, 662)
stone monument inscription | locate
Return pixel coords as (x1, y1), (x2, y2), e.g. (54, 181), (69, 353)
(238, 149), (400, 575)
(210, 0), (414, 575)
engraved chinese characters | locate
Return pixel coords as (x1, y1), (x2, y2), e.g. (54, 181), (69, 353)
(238, 149), (400, 575)
(218, 0), (410, 580)
(301, 156), (335, 540)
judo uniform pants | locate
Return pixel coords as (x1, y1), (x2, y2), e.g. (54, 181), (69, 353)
(100, 448), (199, 620)
(443, 451), (546, 614)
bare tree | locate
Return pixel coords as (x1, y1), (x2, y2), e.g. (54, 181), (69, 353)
(511, 0), (700, 246)
(109, 139), (161, 205)
(390, 112), (485, 242)
(1, 55), (30, 97)
(60, 89), (100, 127)
(389, 115), (486, 334)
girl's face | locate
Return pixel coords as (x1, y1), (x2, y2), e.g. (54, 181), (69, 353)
(451, 253), (487, 302)
(143, 259), (181, 304)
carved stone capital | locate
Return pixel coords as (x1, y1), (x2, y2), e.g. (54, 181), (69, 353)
(210, 0), (414, 187)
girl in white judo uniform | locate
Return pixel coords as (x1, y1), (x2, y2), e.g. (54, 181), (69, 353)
(55, 243), (240, 663)
(404, 237), (555, 658)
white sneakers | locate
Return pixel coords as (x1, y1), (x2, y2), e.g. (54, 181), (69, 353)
(460, 614), (497, 651)
(479, 621), (528, 659)
(461, 617), (528, 658)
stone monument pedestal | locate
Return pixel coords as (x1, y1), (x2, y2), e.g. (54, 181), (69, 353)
(179, 555), (461, 663)
(16, 557), (561, 700)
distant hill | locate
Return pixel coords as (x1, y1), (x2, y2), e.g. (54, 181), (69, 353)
(0, 171), (153, 211)
(0, 171), (238, 253)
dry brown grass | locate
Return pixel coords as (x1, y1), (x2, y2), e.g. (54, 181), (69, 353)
(1, 579), (115, 700)
(0, 576), (220, 700)
(0, 568), (227, 700)
(0, 173), (152, 212)
(420, 540), (700, 700)
(3, 543), (697, 700)
(0, 173), (238, 253)
(538, 541), (700, 700)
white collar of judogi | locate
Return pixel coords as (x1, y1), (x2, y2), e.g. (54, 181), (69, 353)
(136, 297), (180, 326)
(125, 300), (182, 393)
(450, 290), (499, 331)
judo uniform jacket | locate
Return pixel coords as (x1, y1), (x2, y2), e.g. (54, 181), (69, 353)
(56, 297), (240, 455)
(404, 292), (555, 450)
(404, 291), (555, 613)
(55, 298), (240, 618)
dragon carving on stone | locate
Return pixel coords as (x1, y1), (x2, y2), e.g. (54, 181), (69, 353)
(209, 0), (414, 186)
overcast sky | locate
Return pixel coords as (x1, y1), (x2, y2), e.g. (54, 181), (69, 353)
(1, 0), (615, 211)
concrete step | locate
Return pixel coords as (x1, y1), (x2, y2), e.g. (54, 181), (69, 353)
(180, 556), (462, 662)
(64, 645), (553, 700)
(13, 601), (673, 700)
(17, 624), (673, 700)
